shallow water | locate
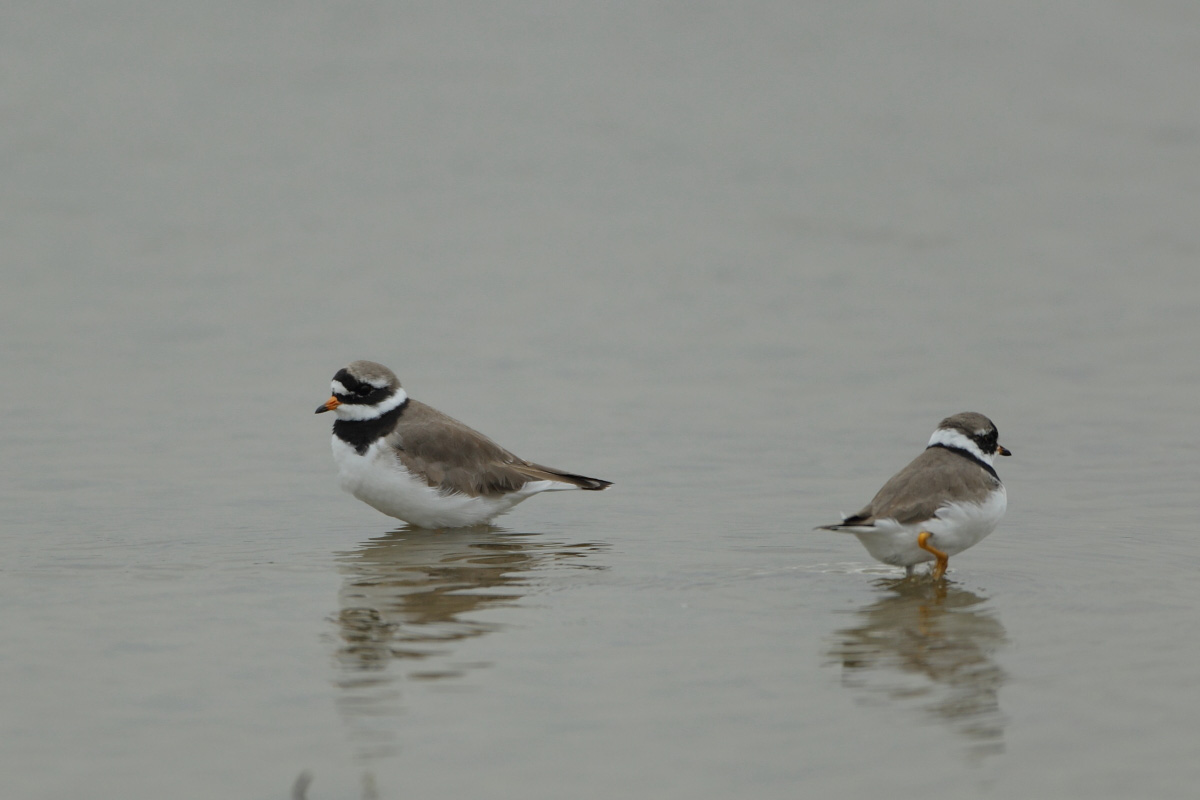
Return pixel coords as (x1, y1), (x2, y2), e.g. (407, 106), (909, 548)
(4, 2), (1200, 798)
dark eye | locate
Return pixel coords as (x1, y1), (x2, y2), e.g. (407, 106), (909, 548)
(355, 384), (373, 397)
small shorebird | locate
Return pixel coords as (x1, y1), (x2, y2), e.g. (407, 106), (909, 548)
(316, 361), (611, 528)
(818, 412), (1011, 578)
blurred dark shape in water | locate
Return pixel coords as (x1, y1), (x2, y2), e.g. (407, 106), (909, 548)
(828, 577), (1008, 760)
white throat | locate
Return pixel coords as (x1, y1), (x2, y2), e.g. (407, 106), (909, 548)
(333, 388), (409, 421)
(927, 427), (995, 466)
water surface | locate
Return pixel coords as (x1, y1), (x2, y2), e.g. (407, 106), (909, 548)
(3, 2), (1199, 798)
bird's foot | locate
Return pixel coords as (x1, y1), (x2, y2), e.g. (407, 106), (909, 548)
(917, 531), (949, 581)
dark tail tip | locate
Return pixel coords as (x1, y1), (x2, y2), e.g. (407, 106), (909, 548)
(577, 476), (612, 491)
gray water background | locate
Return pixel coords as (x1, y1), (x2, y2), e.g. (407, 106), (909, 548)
(3, 2), (1199, 798)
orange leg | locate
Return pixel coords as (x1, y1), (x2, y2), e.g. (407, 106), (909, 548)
(917, 531), (949, 580)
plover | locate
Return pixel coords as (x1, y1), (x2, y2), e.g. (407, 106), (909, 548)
(317, 361), (611, 528)
(818, 412), (1011, 578)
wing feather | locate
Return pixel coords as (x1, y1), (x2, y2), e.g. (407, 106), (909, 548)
(386, 401), (610, 496)
(824, 447), (998, 528)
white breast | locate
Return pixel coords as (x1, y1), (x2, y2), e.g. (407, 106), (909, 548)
(925, 486), (1007, 554)
(848, 486), (1007, 567)
(331, 436), (541, 528)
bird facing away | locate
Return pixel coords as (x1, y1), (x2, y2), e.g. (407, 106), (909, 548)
(818, 412), (1011, 579)
(316, 361), (611, 528)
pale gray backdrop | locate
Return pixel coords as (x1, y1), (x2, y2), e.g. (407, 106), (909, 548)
(3, 2), (1199, 798)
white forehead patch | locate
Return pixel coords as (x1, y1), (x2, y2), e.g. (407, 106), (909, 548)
(331, 380), (350, 396)
(928, 427), (995, 466)
(333, 388), (409, 421)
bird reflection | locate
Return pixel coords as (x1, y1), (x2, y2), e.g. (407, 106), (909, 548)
(828, 578), (1008, 759)
(329, 526), (606, 760)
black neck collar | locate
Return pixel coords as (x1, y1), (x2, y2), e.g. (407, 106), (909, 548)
(332, 398), (409, 455)
(926, 442), (1000, 481)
